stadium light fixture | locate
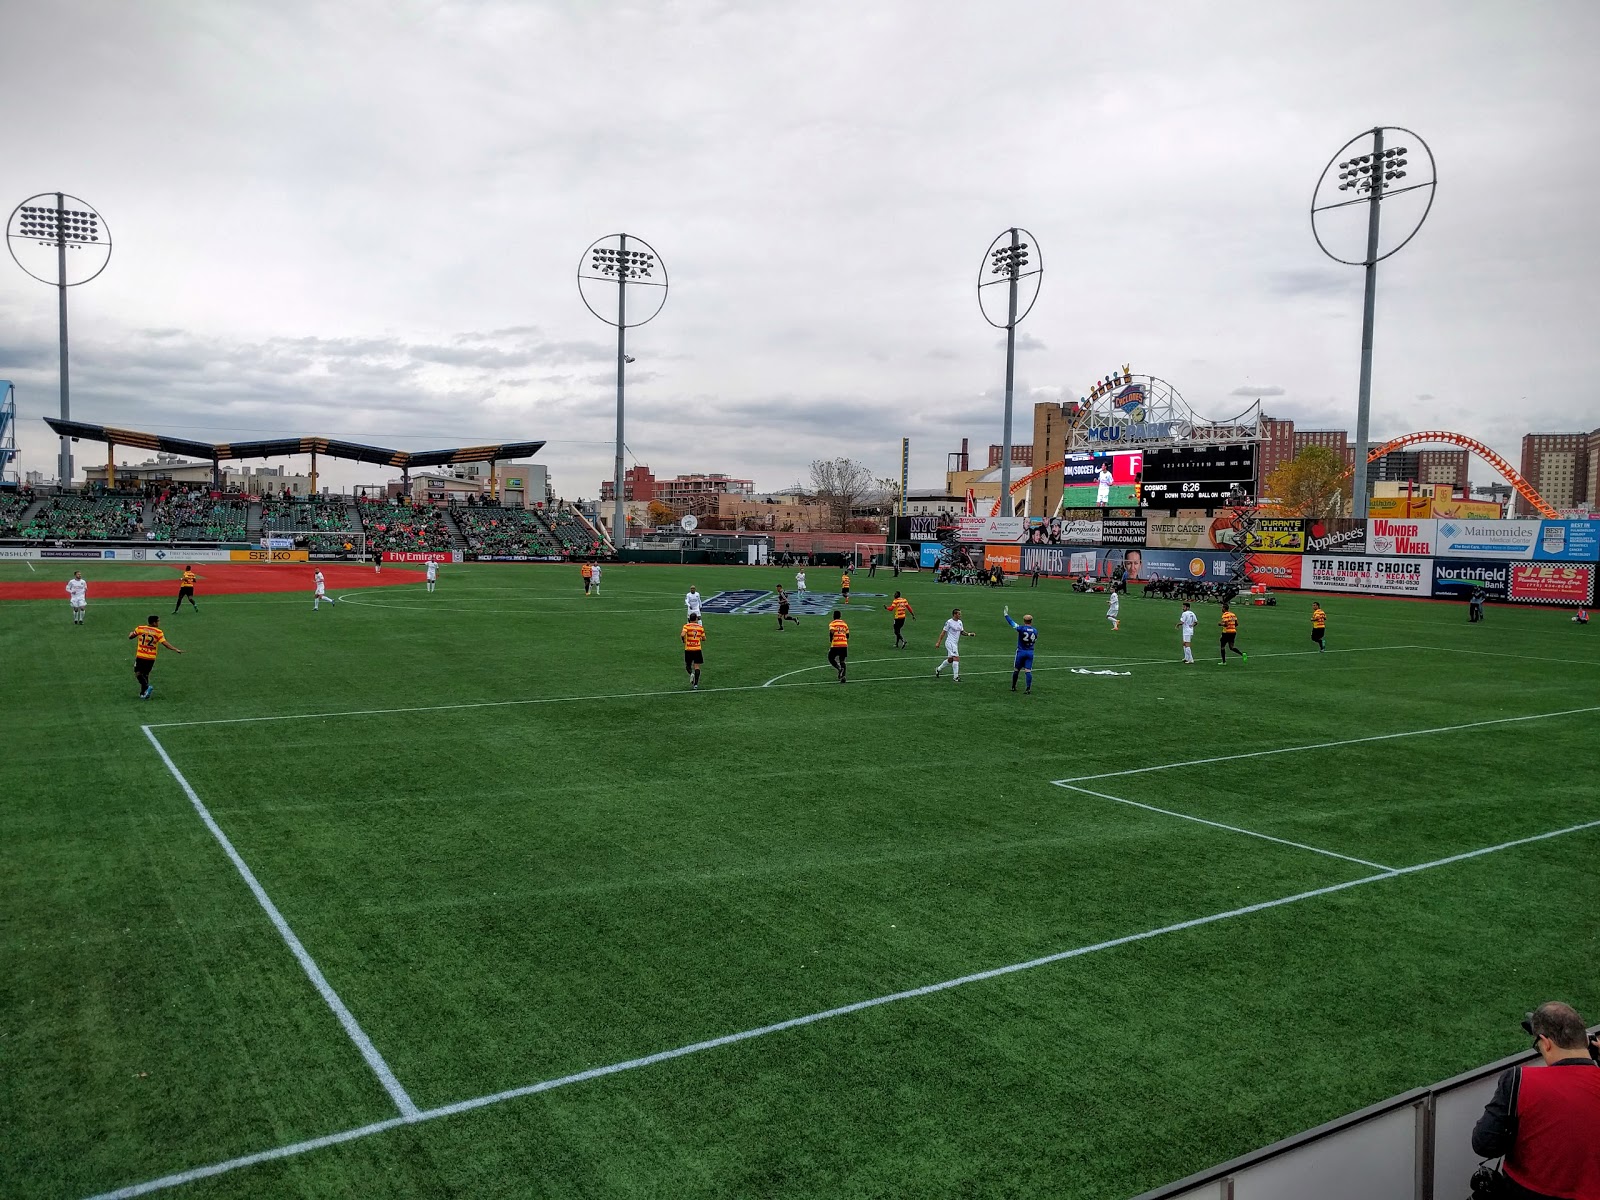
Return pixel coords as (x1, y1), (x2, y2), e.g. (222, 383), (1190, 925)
(6, 192), (113, 485)
(977, 227), (1043, 517)
(578, 233), (669, 549)
(1311, 128), (1436, 520)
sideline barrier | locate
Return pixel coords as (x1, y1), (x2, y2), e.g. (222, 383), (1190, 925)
(1135, 1029), (1598, 1200)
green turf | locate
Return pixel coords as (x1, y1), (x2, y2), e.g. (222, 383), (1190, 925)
(2, 563), (1597, 1199)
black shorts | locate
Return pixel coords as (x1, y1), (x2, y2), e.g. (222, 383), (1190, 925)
(178, 586), (194, 598)
(135, 658), (155, 679)
(684, 650), (703, 667)
(1312, 628), (1325, 642)
(779, 604), (790, 616)
(842, 589), (850, 598)
(1220, 632), (1236, 649)
(828, 646), (848, 664)
(893, 617), (905, 632)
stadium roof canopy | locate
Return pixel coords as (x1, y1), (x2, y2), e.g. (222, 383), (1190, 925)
(42, 418), (544, 470)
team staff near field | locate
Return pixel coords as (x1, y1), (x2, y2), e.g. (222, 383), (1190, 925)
(173, 566), (199, 613)
(129, 615), (182, 699)
(1471, 1002), (1600, 1200)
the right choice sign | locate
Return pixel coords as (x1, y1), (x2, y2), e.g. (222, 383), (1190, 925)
(1304, 556), (1432, 597)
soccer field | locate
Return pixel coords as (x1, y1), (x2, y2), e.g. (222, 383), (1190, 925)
(4, 561), (1598, 1200)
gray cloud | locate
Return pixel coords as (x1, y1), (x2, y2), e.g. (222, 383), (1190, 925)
(1231, 385), (1286, 397)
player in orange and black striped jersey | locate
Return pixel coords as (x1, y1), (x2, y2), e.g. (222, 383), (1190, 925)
(827, 611), (850, 683)
(1218, 603), (1247, 664)
(681, 614), (706, 689)
(129, 614), (183, 699)
(884, 592), (915, 648)
(173, 566), (199, 613)
(1311, 602), (1328, 652)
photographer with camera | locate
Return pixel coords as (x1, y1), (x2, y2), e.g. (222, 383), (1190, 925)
(1470, 1002), (1600, 1199)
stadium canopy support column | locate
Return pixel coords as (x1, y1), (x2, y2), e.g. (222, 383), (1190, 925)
(1350, 127), (1384, 522)
(489, 460), (498, 503)
(310, 448), (319, 498)
(999, 227), (1019, 518)
(613, 234), (628, 551)
(106, 441), (115, 490)
(211, 457), (221, 488)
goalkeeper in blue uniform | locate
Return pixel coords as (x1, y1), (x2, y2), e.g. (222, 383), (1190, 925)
(1004, 606), (1038, 693)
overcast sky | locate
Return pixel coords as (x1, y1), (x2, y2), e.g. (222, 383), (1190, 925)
(3, 0), (1597, 496)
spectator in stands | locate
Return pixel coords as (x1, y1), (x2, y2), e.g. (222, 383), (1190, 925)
(1472, 1001), (1600, 1199)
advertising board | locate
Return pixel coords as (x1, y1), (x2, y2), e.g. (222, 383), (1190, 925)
(1146, 511), (1227, 550)
(919, 542), (943, 568)
(230, 549), (309, 562)
(1365, 518), (1436, 557)
(1367, 496), (1434, 519)
(1432, 519), (1599, 562)
(1304, 555), (1432, 597)
(1100, 515), (1147, 546)
(1431, 559), (1509, 602)
(382, 550), (457, 563)
(956, 515), (1027, 544)
(984, 544), (1021, 572)
(1244, 553), (1303, 589)
(1140, 444), (1257, 507)
(1431, 497), (1503, 520)
(467, 554), (563, 563)
(1508, 563), (1594, 605)
(1304, 518), (1366, 554)
(1132, 548), (1235, 582)
(1245, 518), (1308, 553)
(1061, 452), (1142, 508)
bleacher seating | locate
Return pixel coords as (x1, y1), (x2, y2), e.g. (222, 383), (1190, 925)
(262, 497), (356, 552)
(358, 498), (452, 553)
(0, 492), (32, 537)
(454, 505), (563, 557)
(148, 490), (247, 541)
(23, 495), (145, 541)
(545, 508), (606, 557)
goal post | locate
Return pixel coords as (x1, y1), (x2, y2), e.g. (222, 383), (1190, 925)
(855, 541), (919, 571)
(267, 529), (368, 564)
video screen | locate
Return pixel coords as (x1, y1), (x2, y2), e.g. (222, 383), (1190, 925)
(1062, 451), (1142, 508)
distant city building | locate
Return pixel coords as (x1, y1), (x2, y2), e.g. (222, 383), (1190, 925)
(1517, 432), (1591, 515)
(986, 443), (1034, 468)
(599, 465), (657, 502)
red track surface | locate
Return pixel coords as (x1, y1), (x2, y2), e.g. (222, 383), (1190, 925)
(0, 563), (427, 601)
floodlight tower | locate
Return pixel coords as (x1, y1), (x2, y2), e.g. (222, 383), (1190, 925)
(578, 234), (668, 549)
(6, 193), (113, 485)
(977, 228), (1042, 517)
(1311, 129), (1435, 520)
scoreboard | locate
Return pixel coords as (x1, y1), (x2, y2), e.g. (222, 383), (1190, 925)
(1139, 445), (1257, 506)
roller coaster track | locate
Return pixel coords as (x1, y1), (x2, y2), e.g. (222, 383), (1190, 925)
(988, 431), (1556, 519)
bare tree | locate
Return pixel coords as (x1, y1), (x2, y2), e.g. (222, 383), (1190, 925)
(808, 457), (877, 532)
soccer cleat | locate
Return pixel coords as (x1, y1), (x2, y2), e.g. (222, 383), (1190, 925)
(141, 685), (153, 699)
(1240, 653), (1248, 661)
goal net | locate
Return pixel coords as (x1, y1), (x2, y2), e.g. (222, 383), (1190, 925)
(267, 530), (368, 563)
(854, 542), (920, 572)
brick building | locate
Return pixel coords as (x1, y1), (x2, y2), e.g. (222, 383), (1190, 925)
(599, 465), (657, 503)
(1517, 432), (1592, 515)
(986, 443), (1034, 468)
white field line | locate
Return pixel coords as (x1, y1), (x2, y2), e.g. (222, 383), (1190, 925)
(1054, 783), (1396, 872)
(140, 727), (419, 1121)
(1417, 646), (1600, 668)
(83, 815), (1600, 1200)
(1053, 705), (1600, 785)
(143, 644), (1424, 730)
(760, 651), (1124, 687)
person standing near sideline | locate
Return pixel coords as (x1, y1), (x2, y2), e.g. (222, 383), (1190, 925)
(1176, 600), (1198, 664)
(589, 561), (601, 595)
(66, 570), (88, 626)
(1218, 602), (1247, 664)
(933, 607), (973, 682)
(1472, 1002), (1600, 1200)
(129, 614), (183, 700)
(425, 559), (438, 593)
(1106, 588), (1121, 632)
(581, 561), (593, 594)
(1311, 601), (1327, 652)
(1470, 585), (1486, 623)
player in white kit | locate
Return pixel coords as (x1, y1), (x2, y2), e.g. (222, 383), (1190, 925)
(795, 570), (807, 593)
(1106, 589), (1120, 631)
(590, 562), (601, 594)
(1096, 464), (1113, 506)
(425, 560), (437, 592)
(1177, 600), (1198, 663)
(685, 585), (703, 619)
(65, 571), (88, 625)
(313, 569), (338, 610)
(932, 607), (973, 681)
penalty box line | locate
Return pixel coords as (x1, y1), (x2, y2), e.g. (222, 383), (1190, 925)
(140, 727), (420, 1121)
(83, 814), (1600, 1200)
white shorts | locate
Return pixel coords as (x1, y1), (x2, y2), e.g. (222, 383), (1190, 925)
(688, 609), (702, 620)
(70, 598), (87, 609)
(315, 588), (326, 597)
(1181, 633), (1193, 643)
(944, 641), (961, 658)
